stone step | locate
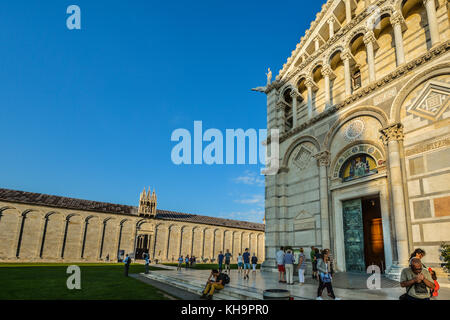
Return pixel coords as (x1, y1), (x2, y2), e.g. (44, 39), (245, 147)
(141, 272), (259, 300)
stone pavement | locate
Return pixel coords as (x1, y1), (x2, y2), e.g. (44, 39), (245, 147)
(141, 267), (450, 300)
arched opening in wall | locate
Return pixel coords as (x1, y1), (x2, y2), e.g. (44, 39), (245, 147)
(312, 65), (325, 113)
(329, 50), (345, 105)
(373, 14), (396, 78)
(0, 209), (19, 259)
(352, 66), (362, 91)
(402, 0), (432, 61)
(296, 78), (308, 123)
(283, 88), (293, 131)
(349, 33), (368, 90)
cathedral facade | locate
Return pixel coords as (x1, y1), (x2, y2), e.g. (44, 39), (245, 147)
(263, 0), (449, 278)
(0, 188), (265, 263)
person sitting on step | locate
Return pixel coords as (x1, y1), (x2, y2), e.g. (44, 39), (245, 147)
(200, 269), (229, 300)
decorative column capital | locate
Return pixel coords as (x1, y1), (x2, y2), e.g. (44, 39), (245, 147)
(305, 77), (318, 90)
(321, 64), (335, 79)
(390, 11), (406, 27)
(289, 89), (299, 99)
(314, 151), (331, 167)
(327, 17), (335, 25)
(363, 31), (377, 45)
(340, 49), (352, 62)
(380, 123), (404, 144)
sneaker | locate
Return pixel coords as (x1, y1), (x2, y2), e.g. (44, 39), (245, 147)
(334, 297), (342, 300)
(206, 295), (213, 300)
(200, 294), (207, 299)
(316, 296), (323, 300)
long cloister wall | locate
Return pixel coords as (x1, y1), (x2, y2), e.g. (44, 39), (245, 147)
(0, 194), (265, 263)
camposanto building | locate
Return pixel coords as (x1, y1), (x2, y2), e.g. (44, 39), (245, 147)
(0, 188), (265, 263)
(262, 0), (449, 278)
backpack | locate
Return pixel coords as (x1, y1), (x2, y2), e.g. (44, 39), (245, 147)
(126, 257), (131, 265)
(222, 273), (230, 285)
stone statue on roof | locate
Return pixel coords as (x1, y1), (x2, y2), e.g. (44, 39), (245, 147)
(266, 68), (272, 85)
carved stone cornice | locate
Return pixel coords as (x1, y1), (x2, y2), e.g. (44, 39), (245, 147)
(380, 123), (404, 145)
(314, 151), (331, 167)
(265, 40), (450, 144)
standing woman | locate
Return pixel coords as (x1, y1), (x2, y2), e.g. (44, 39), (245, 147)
(316, 249), (341, 300)
(284, 249), (295, 285)
(409, 249), (426, 267)
(296, 248), (307, 285)
(237, 253), (244, 274)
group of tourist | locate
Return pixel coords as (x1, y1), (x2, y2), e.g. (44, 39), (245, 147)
(276, 246), (340, 300)
(217, 249), (259, 277)
(177, 255), (197, 270)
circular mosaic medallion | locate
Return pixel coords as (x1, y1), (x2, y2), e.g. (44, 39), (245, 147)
(345, 119), (365, 141)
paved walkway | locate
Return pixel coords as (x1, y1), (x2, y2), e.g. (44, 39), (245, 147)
(143, 268), (450, 300)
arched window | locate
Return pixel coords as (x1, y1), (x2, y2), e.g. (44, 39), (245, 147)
(283, 89), (293, 131)
(339, 154), (378, 182)
(352, 67), (362, 90)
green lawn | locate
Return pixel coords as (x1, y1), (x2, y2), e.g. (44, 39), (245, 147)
(163, 263), (261, 270)
(0, 263), (170, 300)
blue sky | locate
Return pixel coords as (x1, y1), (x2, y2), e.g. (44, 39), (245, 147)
(0, 1), (323, 223)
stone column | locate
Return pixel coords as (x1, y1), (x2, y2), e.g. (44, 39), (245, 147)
(328, 18), (335, 38)
(390, 12), (406, 66)
(345, 0), (352, 24)
(166, 226), (172, 260)
(423, 0), (440, 46)
(232, 231), (235, 256)
(240, 233), (243, 253)
(380, 123), (409, 266)
(314, 151), (331, 250)
(340, 50), (352, 96)
(314, 38), (320, 51)
(190, 228), (195, 257)
(363, 31), (377, 83)
(201, 229), (206, 259)
(305, 77), (317, 119)
(178, 227), (184, 257)
(290, 90), (299, 128)
(322, 64), (335, 109)
(152, 226), (159, 260)
(222, 230), (226, 253)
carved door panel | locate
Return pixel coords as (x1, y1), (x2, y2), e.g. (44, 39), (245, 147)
(342, 199), (366, 272)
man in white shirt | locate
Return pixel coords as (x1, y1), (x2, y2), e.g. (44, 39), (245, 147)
(276, 247), (286, 283)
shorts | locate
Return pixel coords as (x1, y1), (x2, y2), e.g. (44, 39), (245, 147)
(238, 262), (243, 268)
(278, 264), (285, 272)
(244, 263), (251, 270)
(225, 260), (230, 265)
